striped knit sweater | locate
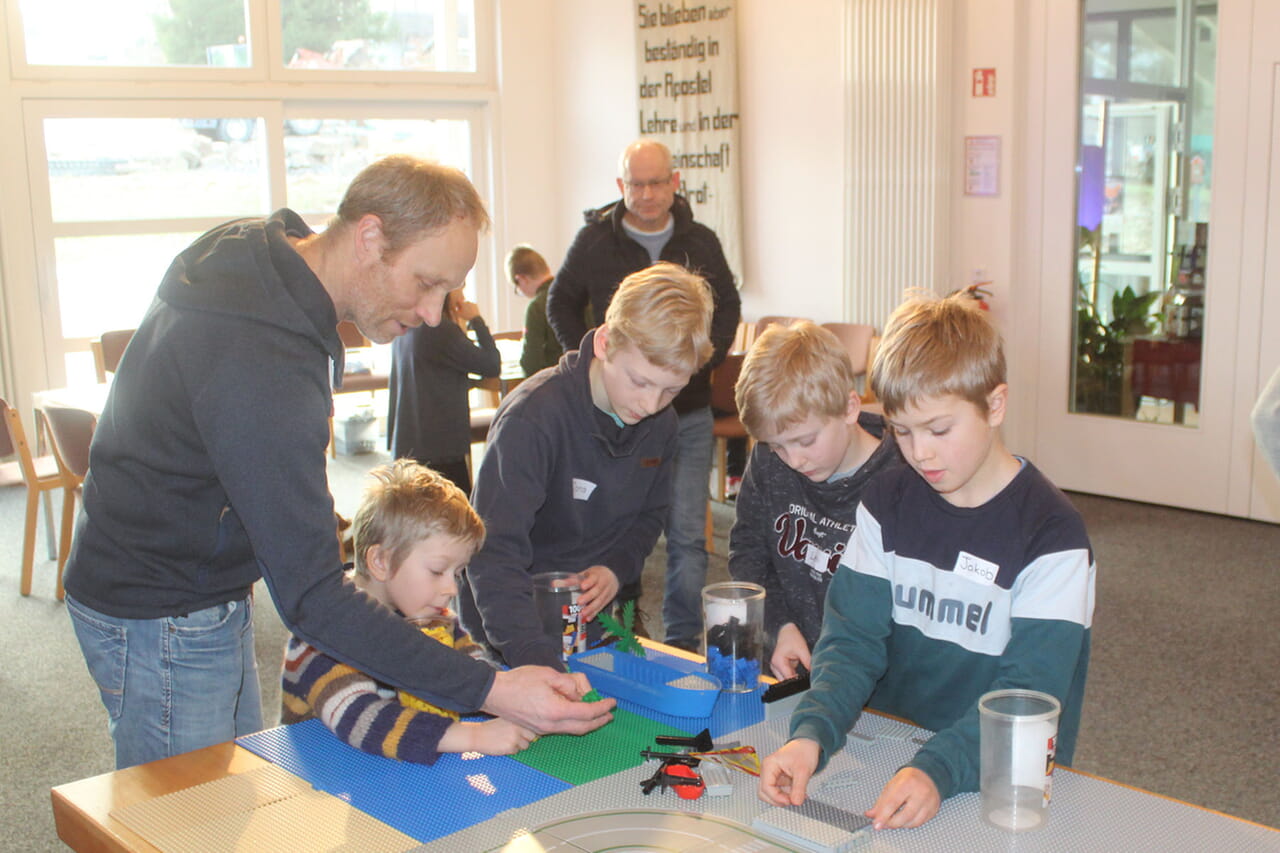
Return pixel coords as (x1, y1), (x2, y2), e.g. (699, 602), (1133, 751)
(281, 622), (489, 764)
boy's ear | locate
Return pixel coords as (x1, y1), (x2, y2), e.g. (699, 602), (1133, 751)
(593, 324), (611, 360)
(365, 544), (393, 581)
(844, 389), (863, 424)
(986, 383), (1009, 427)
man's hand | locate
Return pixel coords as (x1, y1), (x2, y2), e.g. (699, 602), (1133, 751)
(576, 565), (619, 622)
(758, 738), (821, 806)
(480, 666), (614, 736)
(864, 767), (941, 830)
(770, 623), (811, 679)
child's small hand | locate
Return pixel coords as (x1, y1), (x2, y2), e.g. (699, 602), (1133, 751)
(576, 565), (619, 622)
(758, 738), (821, 806)
(770, 623), (811, 679)
(864, 767), (940, 829)
(467, 718), (538, 755)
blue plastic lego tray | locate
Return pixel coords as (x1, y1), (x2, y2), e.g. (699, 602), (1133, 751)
(569, 646), (721, 717)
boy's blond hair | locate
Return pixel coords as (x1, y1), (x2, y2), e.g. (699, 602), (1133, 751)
(736, 321), (858, 438)
(351, 460), (485, 577)
(603, 262), (714, 375)
(332, 155), (490, 262)
(870, 292), (1006, 416)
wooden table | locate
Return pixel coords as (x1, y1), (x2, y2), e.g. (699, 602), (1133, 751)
(52, 742), (270, 853)
(51, 642), (1280, 852)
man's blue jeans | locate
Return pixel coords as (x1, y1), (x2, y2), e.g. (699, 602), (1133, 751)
(67, 593), (263, 770)
(662, 406), (714, 645)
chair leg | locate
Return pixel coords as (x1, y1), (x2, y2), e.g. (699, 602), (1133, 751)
(715, 436), (728, 502)
(705, 500), (715, 556)
(21, 488), (39, 596)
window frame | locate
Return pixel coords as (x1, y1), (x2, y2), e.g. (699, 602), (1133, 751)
(5, 0), (495, 86)
(3, 0), (497, 390)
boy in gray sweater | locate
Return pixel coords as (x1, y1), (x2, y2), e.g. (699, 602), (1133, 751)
(728, 321), (902, 678)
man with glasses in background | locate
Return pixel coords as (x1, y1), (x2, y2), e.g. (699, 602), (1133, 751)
(546, 138), (740, 651)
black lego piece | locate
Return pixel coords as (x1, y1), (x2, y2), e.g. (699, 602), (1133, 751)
(761, 663), (810, 704)
(654, 728), (714, 752)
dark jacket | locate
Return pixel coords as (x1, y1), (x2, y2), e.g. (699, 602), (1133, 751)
(459, 330), (676, 669)
(546, 195), (740, 413)
(64, 210), (495, 712)
(388, 315), (499, 463)
(520, 278), (562, 377)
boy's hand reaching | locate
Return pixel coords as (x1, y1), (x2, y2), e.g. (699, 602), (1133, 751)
(576, 565), (619, 622)
(770, 623), (811, 679)
(469, 718), (538, 755)
(758, 737), (821, 806)
(865, 767), (941, 829)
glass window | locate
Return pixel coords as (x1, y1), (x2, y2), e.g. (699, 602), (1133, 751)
(55, 233), (200, 338)
(44, 118), (267, 221)
(284, 118), (472, 215)
(281, 0), (475, 72)
(18, 0), (251, 67)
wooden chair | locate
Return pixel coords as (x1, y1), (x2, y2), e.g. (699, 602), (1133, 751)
(863, 334), (882, 403)
(469, 330), (524, 452)
(1, 399), (64, 597)
(754, 315), (807, 339)
(91, 328), (136, 382)
(37, 405), (97, 599)
(820, 322), (878, 401)
(709, 352), (753, 503)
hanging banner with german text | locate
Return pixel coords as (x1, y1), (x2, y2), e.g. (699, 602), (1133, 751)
(634, 1), (743, 285)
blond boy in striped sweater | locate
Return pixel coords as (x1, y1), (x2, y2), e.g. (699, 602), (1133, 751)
(282, 460), (535, 763)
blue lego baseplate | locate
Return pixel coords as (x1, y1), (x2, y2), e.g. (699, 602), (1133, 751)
(236, 648), (766, 844)
(236, 719), (570, 843)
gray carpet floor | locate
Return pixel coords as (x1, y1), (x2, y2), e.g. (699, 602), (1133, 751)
(2, 448), (1277, 851)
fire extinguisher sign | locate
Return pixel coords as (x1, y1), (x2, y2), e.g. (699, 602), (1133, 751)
(972, 68), (996, 97)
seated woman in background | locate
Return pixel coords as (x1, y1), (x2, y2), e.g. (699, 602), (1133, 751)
(387, 289), (500, 492)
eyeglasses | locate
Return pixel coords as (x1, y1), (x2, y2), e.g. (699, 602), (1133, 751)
(623, 175), (674, 192)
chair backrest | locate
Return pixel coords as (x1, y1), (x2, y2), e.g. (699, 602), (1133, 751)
(1, 398), (58, 488)
(0, 397), (17, 459)
(93, 328), (136, 381)
(820, 322), (877, 375)
(754, 315), (807, 339)
(39, 406), (97, 481)
(710, 352), (746, 415)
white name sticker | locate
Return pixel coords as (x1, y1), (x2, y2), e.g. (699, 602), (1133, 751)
(572, 478), (598, 501)
(953, 551), (999, 586)
(803, 544), (833, 574)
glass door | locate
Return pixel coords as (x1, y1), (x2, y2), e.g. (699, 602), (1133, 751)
(1025, 0), (1254, 514)
(1071, 0), (1212, 427)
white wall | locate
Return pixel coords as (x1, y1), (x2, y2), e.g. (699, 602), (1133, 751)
(500, 0), (851, 325)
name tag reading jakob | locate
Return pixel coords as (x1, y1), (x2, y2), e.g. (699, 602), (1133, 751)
(953, 551), (999, 586)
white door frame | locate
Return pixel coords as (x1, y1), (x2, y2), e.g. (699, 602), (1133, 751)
(1016, 0), (1273, 519)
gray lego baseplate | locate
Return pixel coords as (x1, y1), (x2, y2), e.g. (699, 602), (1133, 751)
(412, 712), (1280, 852)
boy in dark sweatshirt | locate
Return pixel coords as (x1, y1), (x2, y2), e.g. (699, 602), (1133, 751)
(728, 321), (902, 678)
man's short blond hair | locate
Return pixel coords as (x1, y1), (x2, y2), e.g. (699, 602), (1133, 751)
(352, 460), (485, 577)
(603, 262), (714, 375)
(505, 244), (550, 283)
(736, 321), (857, 439)
(871, 292), (1006, 416)
(333, 155), (490, 261)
